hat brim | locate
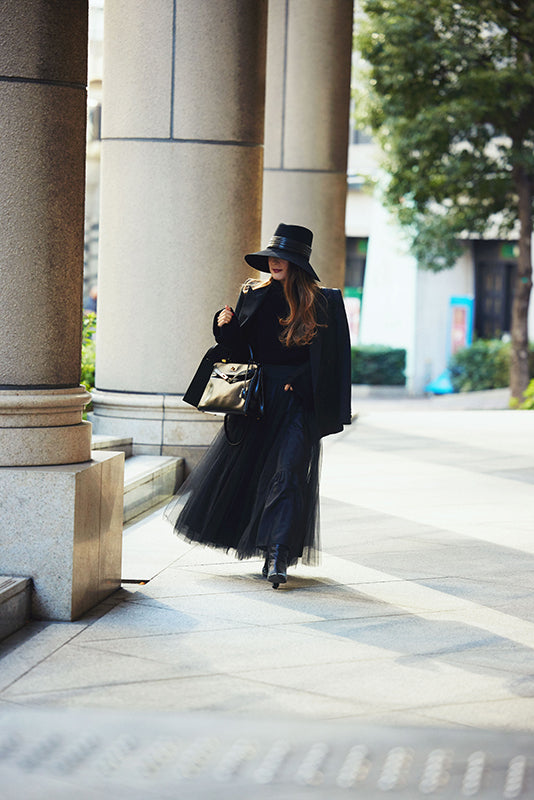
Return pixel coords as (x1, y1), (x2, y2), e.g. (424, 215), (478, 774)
(244, 248), (320, 281)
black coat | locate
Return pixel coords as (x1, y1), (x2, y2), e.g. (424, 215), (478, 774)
(184, 283), (352, 439)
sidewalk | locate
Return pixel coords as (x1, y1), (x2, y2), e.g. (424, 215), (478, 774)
(2, 390), (534, 797)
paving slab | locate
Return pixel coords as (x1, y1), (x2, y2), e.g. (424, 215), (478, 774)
(2, 391), (534, 796)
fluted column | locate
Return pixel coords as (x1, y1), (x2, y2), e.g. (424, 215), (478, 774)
(0, 0), (92, 466)
(92, 0), (268, 466)
(262, 0), (353, 288)
(0, 1), (124, 621)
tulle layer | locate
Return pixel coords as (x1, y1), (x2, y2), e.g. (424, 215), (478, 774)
(164, 364), (321, 565)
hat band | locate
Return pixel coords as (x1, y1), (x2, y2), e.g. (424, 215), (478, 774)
(268, 235), (312, 260)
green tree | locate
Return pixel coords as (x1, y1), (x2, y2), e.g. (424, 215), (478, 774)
(356, 0), (534, 400)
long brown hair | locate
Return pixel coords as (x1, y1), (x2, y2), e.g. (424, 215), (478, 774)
(279, 264), (325, 348)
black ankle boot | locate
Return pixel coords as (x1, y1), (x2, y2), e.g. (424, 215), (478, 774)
(267, 545), (289, 588)
(262, 555), (269, 578)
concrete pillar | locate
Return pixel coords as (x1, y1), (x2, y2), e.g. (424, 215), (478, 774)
(0, 1), (124, 620)
(0, 1), (92, 465)
(262, 0), (353, 288)
(92, 0), (268, 466)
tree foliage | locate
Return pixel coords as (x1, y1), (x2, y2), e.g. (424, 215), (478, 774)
(357, 0), (534, 267)
(81, 312), (96, 394)
(356, 0), (534, 397)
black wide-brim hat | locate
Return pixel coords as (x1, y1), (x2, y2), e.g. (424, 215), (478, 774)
(244, 223), (320, 281)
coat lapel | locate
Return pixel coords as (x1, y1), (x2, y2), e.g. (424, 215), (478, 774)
(236, 284), (271, 327)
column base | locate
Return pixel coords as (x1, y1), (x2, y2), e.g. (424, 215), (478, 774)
(0, 450), (124, 620)
(0, 421), (92, 467)
(0, 387), (93, 466)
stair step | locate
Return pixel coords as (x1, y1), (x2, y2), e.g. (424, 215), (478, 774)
(123, 455), (184, 524)
(0, 577), (31, 641)
(92, 435), (133, 458)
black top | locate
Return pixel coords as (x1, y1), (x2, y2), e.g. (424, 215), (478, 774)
(247, 280), (309, 366)
(215, 281), (312, 406)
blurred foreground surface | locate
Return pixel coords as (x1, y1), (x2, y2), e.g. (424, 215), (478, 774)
(0, 708), (532, 798)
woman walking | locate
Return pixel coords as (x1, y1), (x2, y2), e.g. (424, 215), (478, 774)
(165, 223), (352, 587)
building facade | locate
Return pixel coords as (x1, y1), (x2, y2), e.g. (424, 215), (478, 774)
(345, 134), (533, 394)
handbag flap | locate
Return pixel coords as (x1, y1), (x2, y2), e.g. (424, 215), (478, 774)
(212, 362), (258, 383)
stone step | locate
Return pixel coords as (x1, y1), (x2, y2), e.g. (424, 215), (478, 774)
(91, 434), (133, 458)
(123, 455), (184, 524)
(0, 576), (31, 641)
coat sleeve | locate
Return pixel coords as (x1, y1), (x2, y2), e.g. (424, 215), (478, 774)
(212, 310), (244, 353)
(183, 344), (224, 408)
(211, 287), (252, 362)
(333, 290), (352, 426)
(313, 288), (352, 438)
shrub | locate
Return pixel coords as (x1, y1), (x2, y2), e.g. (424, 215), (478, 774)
(520, 379), (534, 409)
(449, 339), (510, 392)
(81, 312), (96, 410)
(351, 345), (406, 385)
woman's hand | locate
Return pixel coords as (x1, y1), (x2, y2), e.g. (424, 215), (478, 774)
(217, 305), (233, 327)
(284, 384), (293, 392)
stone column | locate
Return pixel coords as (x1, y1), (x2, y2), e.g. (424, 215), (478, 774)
(262, 0), (353, 288)
(91, 0), (268, 467)
(0, 1), (124, 620)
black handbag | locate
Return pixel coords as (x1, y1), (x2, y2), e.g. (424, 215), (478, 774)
(197, 346), (264, 444)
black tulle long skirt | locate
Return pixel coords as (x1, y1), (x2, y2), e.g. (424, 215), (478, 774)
(164, 364), (321, 566)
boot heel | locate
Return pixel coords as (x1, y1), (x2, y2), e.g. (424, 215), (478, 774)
(267, 545), (288, 587)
